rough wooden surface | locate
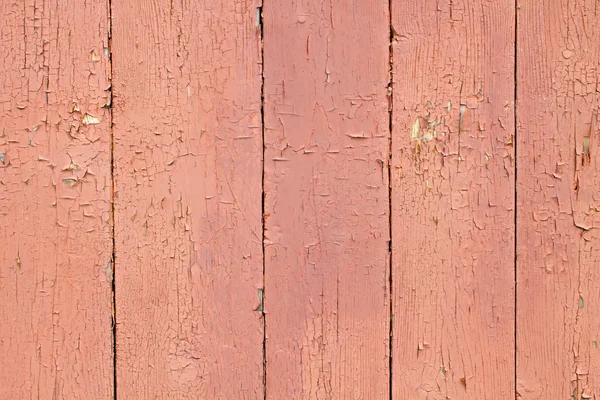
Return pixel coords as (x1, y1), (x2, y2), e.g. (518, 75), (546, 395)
(391, 0), (516, 398)
(263, 1), (391, 398)
(516, 1), (600, 398)
(112, 0), (264, 397)
(0, 0), (113, 398)
(6, 1), (600, 398)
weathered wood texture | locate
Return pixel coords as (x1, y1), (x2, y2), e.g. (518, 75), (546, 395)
(391, 0), (516, 398)
(516, 1), (600, 398)
(263, 1), (391, 398)
(112, 0), (264, 397)
(8, 0), (600, 398)
(0, 0), (113, 398)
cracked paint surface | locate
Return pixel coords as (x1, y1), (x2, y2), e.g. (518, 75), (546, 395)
(391, 0), (516, 398)
(112, 0), (264, 398)
(516, 1), (600, 398)
(0, 0), (113, 398)
(3, 0), (600, 398)
(263, 1), (391, 398)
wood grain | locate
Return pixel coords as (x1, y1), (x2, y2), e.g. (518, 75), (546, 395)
(0, 0), (113, 398)
(391, 0), (516, 398)
(516, 1), (600, 398)
(263, 1), (390, 398)
(112, 0), (264, 397)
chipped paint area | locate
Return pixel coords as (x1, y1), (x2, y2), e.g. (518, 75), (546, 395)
(263, 0), (390, 398)
(1, 0), (598, 398)
(391, 0), (516, 398)
(516, 2), (600, 398)
(82, 113), (102, 126)
(0, 0), (113, 398)
(112, 0), (264, 397)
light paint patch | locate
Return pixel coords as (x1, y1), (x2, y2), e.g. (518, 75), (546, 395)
(91, 50), (101, 62)
(82, 113), (101, 125)
(411, 118), (421, 140)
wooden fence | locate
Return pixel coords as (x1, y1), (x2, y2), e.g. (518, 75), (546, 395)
(1, 0), (599, 398)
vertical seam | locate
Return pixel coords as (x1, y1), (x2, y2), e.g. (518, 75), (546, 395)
(107, 0), (116, 397)
(514, 0), (518, 398)
(259, 3), (266, 400)
(388, 1), (394, 398)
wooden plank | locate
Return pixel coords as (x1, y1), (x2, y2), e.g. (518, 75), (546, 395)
(391, 1), (516, 398)
(0, 0), (113, 398)
(516, 1), (600, 398)
(112, 0), (264, 397)
(263, 2), (390, 398)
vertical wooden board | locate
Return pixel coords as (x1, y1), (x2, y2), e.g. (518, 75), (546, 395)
(263, 2), (390, 398)
(0, 0), (113, 398)
(516, 1), (600, 398)
(391, 1), (515, 398)
(112, 0), (264, 398)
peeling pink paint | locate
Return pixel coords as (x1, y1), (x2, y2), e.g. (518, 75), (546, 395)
(0, 0), (113, 398)
(112, 0), (264, 397)
(517, 2), (600, 398)
(263, 1), (391, 398)
(391, 1), (516, 398)
(2, 0), (600, 398)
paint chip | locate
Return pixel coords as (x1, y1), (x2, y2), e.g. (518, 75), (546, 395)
(105, 260), (113, 282)
(583, 136), (590, 163)
(91, 50), (101, 62)
(82, 113), (101, 125)
(255, 6), (262, 28)
(254, 288), (264, 313)
(63, 161), (79, 171)
(347, 133), (369, 139)
(62, 178), (78, 188)
(411, 118), (421, 140)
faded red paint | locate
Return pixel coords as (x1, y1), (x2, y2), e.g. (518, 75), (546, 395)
(263, 1), (390, 398)
(112, 0), (264, 397)
(391, 0), (516, 398)
(3, 1), (600, 398)
(516, 1), (600, 398)
(0, 0), (113, 398)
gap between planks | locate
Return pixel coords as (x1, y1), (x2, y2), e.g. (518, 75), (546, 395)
(513, 0), (518, 398)
(387, 0), (394, 398)
(259, 3), (267, 400)
(107, 0), (116, 397)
